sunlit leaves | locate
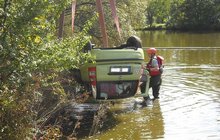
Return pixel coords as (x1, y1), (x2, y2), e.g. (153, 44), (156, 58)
(63, 1), (148, 46)
(0, 0), (94, 139)
(145, 0), (220, 30)
(180, 0), (216, 29)
(146, 0), (171, 26)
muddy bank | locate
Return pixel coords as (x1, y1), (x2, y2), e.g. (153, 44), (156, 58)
(35, 99), (114, 139)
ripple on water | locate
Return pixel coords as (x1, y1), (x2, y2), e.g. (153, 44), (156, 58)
(159, 65), (220, 139)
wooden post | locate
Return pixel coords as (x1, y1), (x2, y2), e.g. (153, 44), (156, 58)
(96, 0), (109, 48)
(58, 11), (65, 39)
(109, 0), (121, 39)
(72, 0), (77, 33)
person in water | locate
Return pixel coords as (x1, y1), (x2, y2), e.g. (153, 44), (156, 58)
(140, 48), (164, 100)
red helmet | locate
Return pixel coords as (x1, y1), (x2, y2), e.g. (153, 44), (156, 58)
(147, 48), (157, 54)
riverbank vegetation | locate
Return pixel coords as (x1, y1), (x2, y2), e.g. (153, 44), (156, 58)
(0, 0), (94, 139)
(1, 0), (220, 139)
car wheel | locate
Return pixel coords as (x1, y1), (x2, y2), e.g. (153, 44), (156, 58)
(126, 35), (142, 49)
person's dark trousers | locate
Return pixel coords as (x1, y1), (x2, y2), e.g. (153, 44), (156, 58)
(149, 74), (162, 98)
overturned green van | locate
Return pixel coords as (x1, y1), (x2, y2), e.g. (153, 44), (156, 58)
(73, 36), (147, 100)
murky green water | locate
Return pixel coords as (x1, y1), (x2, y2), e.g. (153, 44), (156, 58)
(85, 31), (220, 140)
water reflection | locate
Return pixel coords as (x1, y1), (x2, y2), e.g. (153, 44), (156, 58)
(140, 31), (220, 47)
(158, 49), (220, 66)
(139, 100), (164, 139)
(87, 99), (165, 140)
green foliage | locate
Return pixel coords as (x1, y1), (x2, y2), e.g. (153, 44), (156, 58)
(0, 0), (94, 139)
(179, 0), (216, 29)
(62, 0), (147, 47)
(146, 0), (171, 27)
(145, 0), (220, 30)
(166, 0), (185, 28)
(115, 1), (147, 44)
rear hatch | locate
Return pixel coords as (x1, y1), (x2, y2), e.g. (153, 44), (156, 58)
(80, 48), (145, 100)
(95, 62), (143, 99)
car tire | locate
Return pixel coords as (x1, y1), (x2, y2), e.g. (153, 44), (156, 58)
(126, 35), (142, 49)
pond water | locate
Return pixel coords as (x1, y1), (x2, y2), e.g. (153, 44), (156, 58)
(85, 31), (220, 140)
